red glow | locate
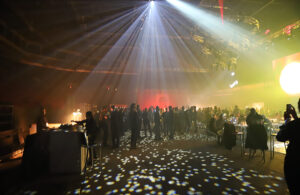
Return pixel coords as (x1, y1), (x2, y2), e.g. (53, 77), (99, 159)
(137, 90), (188, 109)
(264, 29), (270, 35)
(218, 0), (224, 24)
(284, 24), (295, 35)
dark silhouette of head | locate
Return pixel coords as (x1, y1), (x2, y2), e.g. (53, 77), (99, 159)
(130, 103), (136, 112)
(86, 111), (93, 120)
(250, 108), (256, 114)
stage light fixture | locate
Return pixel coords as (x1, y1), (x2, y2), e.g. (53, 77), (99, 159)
(150, 0), (154, 7)
(229, 80), (238, 88)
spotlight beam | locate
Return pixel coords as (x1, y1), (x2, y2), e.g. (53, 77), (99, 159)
(166, 0), (257, 45)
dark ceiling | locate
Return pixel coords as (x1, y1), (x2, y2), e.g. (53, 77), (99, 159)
(0, 0), (299, 72)
(0, 0), (299, 105)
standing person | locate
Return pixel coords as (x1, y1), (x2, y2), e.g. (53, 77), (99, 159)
(148, 107), (154, 137)
(137, 105), (142, 139)
(222, 119), (236, 150)
(154, 106), (162, 140)
(251, 115), (268, 161)
(142, 108), (151, 137)
(73, 111), (99, 163)
(185, 108), (191, 134)
(162, 108), (168, 137)
(129, 103), (139, 149)
(168, 106), (175, 139)
(100, 107), (109, 147)
(174, 107), (180, 135)
(191, 106), (198, 135)
(208, 114), (217, 135)
(99, 110), (109, 147)
(245, 108), (259, 158)
(94, 110), (101, 130)
(216, 113), (225, 145)
(110, 106), (120, 148)
(179, 106), (186, 135)
(277, 100), (300, 195)
(119, 108), (125, 137)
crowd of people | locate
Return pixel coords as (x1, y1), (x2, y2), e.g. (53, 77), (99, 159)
(76, 100), (299, 194)
(69, 104), (276, 152)
(37, 99), (300, 194)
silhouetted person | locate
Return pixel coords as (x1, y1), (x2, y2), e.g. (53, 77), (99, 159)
(179, 106), (186, 134)
(277, 100), (300, 195)
(185, 108), (191, 133)
(162, 108), (168, 136)
(73, 111), (99, 163)
(110, 106), (120, 148)
(216, 113), (225, 144)
(148, 107), (154, 134)
(137, 105), (142, 138)
(222, 120), (236, 150)
(99, 108), (109, 147)
(119, 108), (125, 137)
(208, 114), (217, 134)
(36, 107), (48, 133)
(245, 108), (259, 157)
(142, 108), (151, 137)
(99, 112), (109, 147)
(250, 115), (268, 161)
(284, 104), (298, 123)
(154, 106), (161, 140)
(168, 106), (175, 139)
(129, 103), (139, 149)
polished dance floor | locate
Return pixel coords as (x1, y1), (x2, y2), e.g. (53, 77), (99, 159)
(1, 132), (288, 195)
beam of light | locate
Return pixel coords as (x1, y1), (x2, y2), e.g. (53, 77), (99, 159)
(71, 0), (238, 106)
(280, 62), (300, 95)
(31, 4), (149, 74)
(166, 0), (257, 46)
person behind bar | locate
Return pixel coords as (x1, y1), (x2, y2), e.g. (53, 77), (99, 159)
(36, 107), (48, 133)
(276, 99), (300, 195)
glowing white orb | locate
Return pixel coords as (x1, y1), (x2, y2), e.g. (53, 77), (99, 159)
(280, 62), (300, 95)
(150, 1), (154, 7)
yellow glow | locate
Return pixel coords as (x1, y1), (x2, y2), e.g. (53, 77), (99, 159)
(73, 109), (82, 121)
(280, 62), (300, 95)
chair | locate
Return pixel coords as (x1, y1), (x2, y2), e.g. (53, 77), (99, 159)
(82, 131), (102, 173)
